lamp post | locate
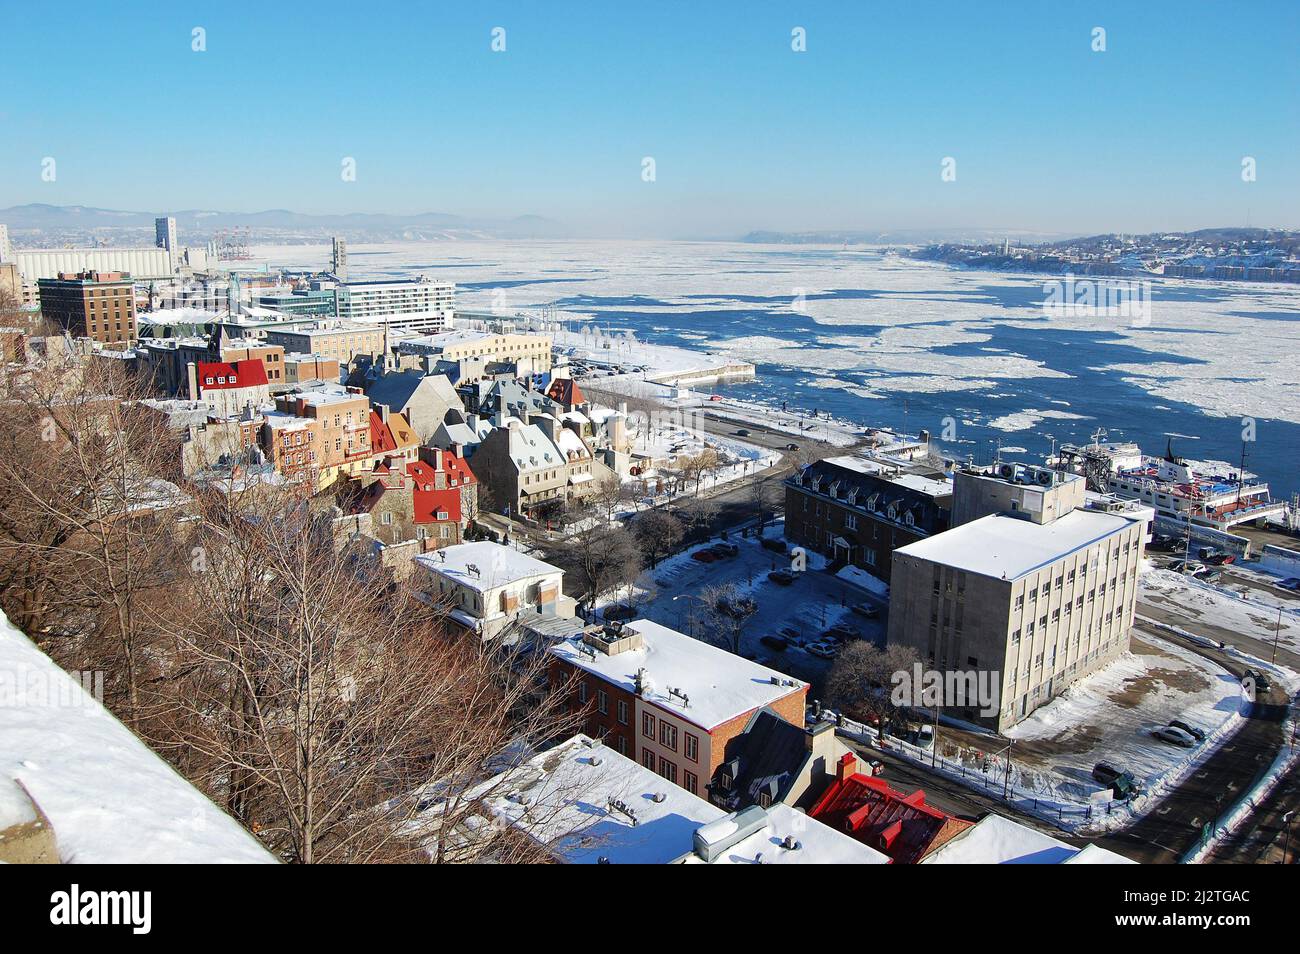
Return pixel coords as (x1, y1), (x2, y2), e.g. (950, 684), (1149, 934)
(1283, 811), (1294, 865)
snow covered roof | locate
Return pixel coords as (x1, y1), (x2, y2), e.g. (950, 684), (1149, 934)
(890, 473), (954, 498)
(921, 814), (1131, 865)
(477, 735), (725, 864)
(0, 611), (275, 863)
(680, 801), (890, 866)
(468, 735), (885, 865)
(896, 509), (1134, 581)
(415, 541), (562, 593)
(550, 618), (806, 731)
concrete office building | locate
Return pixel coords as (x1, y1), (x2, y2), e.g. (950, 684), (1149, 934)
(335, 277), (453, 334)
(262, 321), (386, 366)
(888, 464), (1147, 732)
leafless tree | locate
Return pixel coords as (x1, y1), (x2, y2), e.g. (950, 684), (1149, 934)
(825, 642), (920, 738)
(632, 509), (685, 568)
(548, 520), (642, 611)
(695, 582), (756, 655)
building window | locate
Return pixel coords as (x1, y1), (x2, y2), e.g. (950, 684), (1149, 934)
(641, 712), (655, 739)
(596, 689), (608, 715)
(617, 699), (628, 725)
(659, 722), (677, 752)
(684, 732), (699, 763)
(658, 758), (677, 784)
(642, 749), (656, 771)
(577, 683), (587, 705)
(684, 771), (698, 795)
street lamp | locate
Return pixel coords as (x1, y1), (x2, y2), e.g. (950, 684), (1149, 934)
(1283, 811), (1295, 866)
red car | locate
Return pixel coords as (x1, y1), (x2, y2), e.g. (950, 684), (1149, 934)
(691, 550), (719, 563)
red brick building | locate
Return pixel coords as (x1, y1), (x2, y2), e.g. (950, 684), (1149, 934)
(37, 271), (137, 345)
(550, 619), (808, 800)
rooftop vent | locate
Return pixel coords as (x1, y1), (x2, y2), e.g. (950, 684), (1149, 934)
(693, 805), (770, 864)
(781, 835), (801, 851)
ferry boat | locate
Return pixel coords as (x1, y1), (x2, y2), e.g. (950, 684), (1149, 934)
(1054, 432), (1285, 531)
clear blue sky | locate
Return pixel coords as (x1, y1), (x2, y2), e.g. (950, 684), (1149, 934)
(2, 1), (1296, 237)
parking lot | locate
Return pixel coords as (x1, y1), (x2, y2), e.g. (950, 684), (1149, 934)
(613, 521), (887, 694)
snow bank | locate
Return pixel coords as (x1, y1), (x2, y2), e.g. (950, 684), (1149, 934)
(0, 611), (275, 864)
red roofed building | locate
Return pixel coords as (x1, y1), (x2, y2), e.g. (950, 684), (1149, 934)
(808, 753), (973, 864)
(195, 359), (271, 418)
(546, 376), (587, 412)
(348, 448), (478, 550)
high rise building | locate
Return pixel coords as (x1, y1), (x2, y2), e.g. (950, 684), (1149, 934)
(155, 216), (177, 252)
(331, 236), (348, 281)
(334, 277), (453, 334)
(0, 223), (11, 263)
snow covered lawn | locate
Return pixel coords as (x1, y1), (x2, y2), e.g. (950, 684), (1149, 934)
(1002, 635), (1241, 805)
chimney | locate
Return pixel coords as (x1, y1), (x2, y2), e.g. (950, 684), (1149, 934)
(836, 751), (857, 783)
(186, 361), (198, 401)
(378, 403), (390, 423)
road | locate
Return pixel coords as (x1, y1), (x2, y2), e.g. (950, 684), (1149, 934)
(1207, 746), (1300, 863)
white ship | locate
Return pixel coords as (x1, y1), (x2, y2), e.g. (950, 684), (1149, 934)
(1054, 431), (1285, 531)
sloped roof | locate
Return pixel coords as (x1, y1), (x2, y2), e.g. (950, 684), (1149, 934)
(365, 369), (459, 413)
(809, 762), (971, 864)
(197, 359), (269, 391)
(717, 708), (810, 810)
(547, 377), (586, 407)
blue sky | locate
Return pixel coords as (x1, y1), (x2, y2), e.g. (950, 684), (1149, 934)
(2, 1), (1296, 237)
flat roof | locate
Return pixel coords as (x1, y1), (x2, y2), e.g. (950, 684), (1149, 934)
(922, 814), (1133, 865)
(895, 509), (1134, 581)
(415, 541), (562, 593)
(550, 618), (805, 731)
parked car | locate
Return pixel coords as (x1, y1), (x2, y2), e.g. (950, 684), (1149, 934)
(1194, 568), (1223, 583)
(1169, 560), (1206, 575)
(1151, 726), (1198, 748)
(806, 641), (838, 659)
(823, 623), (861, 643)
(785, 443), (800, 451)
(735, 429), (751, 437)
(1243, 669), (1272, 694)
(1275, 577), (1300, 593)
(1200, 550), (1235, 566)
(863, 757), (885, 777)
(1148, 534), (1178, 552)
(1092, 763), (1139, 799)
(1168, 719), (1206, 742)
(760, 634), (789, 652)
(760, 537), (788, 554)
(850, 602), (880, 619)
(768, 569), (796, 585)
(915, 725), (935, 749)
(691, 549), (719, 563)
(710, 542), (740, 557)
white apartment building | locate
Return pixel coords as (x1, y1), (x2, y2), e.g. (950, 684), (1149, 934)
(334, 277), (453, 334)
(397, 328), (552, 374)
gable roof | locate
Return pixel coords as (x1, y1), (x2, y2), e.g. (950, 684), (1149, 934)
(197, 359), (269, 391)
(547, 377), (586, 407)
(365, 369), (460, 413)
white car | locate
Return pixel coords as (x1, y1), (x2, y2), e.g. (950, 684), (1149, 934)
(806, 642), (838, 659)
(1151, 725), (1197, 748)
(915, 725), (935, 750)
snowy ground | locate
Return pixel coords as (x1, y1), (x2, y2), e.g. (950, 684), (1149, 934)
(601, 520), (887, 690)
(1140, 567), (1299, 652)
(1001, 635), (1241, 803)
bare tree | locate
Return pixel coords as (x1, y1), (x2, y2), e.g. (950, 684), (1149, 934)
(152, 486), (581, 863)
(548, 520), (642, 611)
(631, 509), (684, 568)
(695, 582), (756, 655)
(825, 642), (920, 738)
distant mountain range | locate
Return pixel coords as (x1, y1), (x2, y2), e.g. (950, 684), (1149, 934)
(1, 204), (570, 245)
